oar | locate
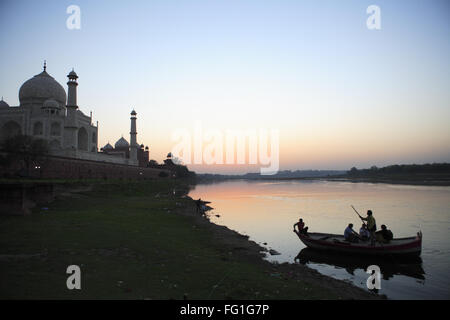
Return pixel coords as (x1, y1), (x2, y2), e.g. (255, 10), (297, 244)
(351, 205), (367, 241)
(352, 205), (379, 244)
(351, 205), (365, 223)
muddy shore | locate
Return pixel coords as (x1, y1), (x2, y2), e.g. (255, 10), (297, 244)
(177, 196), (383, 300)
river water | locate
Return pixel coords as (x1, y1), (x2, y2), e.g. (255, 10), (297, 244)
(188, 180), (450, 299)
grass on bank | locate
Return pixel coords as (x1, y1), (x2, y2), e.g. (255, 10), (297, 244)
(0, 179), (342, 299)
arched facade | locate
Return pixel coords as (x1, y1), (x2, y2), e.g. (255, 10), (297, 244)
(77, 127), (88, 151)
(0, 64), (146, 167)
(33, 122), (43, 135)
(0, 66), (99, 154)
(50, 122), (61, 136)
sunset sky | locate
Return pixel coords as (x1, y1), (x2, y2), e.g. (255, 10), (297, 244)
(1, 0), (449, 174)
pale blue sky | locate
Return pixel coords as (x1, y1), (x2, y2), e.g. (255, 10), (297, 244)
(0, 0), (449, 172)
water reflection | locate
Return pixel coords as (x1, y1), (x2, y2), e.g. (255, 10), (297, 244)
(189, 179), (450, 299)
(295, 248), (426, 281)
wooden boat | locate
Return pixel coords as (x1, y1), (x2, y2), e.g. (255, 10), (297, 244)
(295, 248), (425, 280)
(295, 230), (422, 257)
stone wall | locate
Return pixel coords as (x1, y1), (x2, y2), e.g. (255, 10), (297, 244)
(51, 149), (136, 166)
(0, 154), (171, 180)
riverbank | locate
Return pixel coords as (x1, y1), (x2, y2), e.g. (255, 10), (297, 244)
(0, 179), (380, 299)
(325, 176), (450, 186)
(197, 175), (450, 187)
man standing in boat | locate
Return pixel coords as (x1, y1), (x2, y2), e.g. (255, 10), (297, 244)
(361, 210), (377, 244)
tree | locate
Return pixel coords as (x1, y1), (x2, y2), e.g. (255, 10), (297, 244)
(0, 134), (49, 177)
(173, 164), (196, 178)
(148, 159), (159, 167)
(349, 167), (358, 175)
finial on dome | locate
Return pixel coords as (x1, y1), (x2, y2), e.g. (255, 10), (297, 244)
(43, 60), (47, 72)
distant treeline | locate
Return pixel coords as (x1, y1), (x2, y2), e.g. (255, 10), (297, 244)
(198, 170), (345, 181)
(197, 163), (450, 185)
(347, 163), (450, 176)
(243, 170), (345, 179)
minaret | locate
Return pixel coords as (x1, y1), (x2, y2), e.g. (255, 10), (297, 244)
(67, 69), (78, 108)
(130, 109), (138, 164)
(65, 69), (79, 150)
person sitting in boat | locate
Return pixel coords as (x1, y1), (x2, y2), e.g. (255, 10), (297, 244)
(344, 223), (360, 243)
(361, 210), (377, 244)
(375, 224), (394, 243)
(359, 224), (370, 241)
(293, 218), (309, 235)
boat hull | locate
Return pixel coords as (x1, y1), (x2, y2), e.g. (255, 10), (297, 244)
(295, 231), (422, 257)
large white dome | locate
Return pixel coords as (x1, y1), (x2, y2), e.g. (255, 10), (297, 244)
(19, 70), (66, 105)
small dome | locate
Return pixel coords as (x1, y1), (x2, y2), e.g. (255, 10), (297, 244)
(68, 69), (78, 79)
(103, 142), (113, 150)
(19, 69), (66, 105)
(131, 110), (137, 116)
(43, 98), (60, 109)
(0, 98), (9, 108)
(115, 137), (129, 148)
